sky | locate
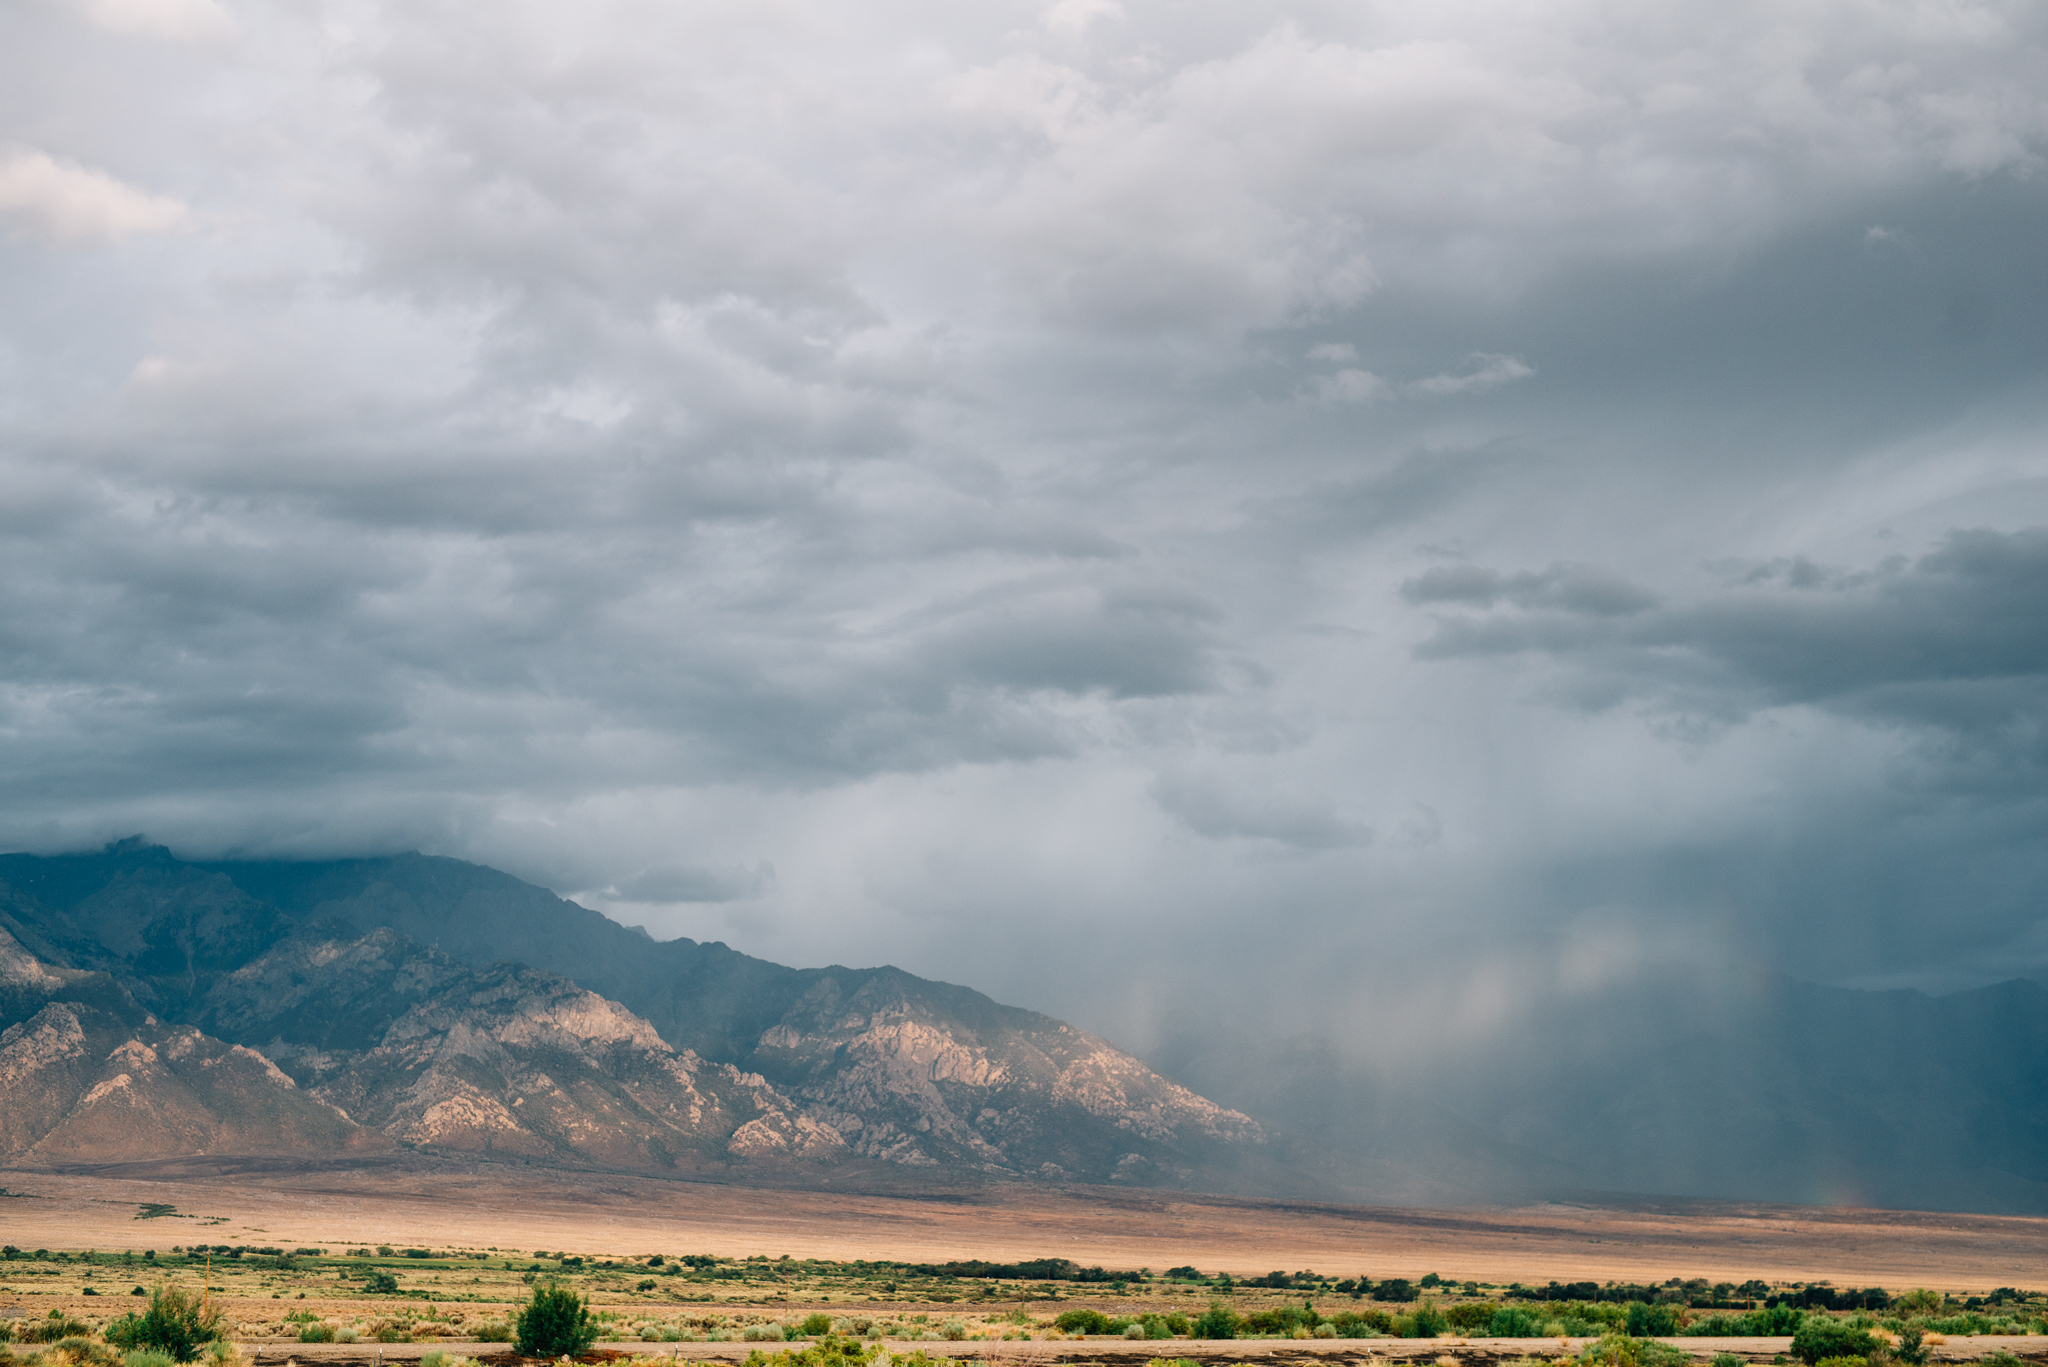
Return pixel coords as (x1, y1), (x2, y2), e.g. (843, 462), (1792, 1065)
(2, 0), (2045, 1054)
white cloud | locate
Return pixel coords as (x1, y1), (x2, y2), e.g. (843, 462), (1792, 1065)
(80, 0), (232, 43)
(1403, 353), (1535, 398)
(0, 149), (186, 243)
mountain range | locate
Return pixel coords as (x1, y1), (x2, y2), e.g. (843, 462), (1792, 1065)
(4, 840), (2046, 1215)
(0, 840), (1266, 1188)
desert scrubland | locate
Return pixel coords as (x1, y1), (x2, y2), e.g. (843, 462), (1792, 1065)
(2, 1159), (2046, 1366)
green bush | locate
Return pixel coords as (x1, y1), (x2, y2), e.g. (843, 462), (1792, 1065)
(1791, 1318), (1878, 1365)
(295, 1325), (335, 1344)
(105, 1286), (225, 1363)
(1331, 1309), (1392, 1337)
(514, 1283), (596, 1358)
(470, 1320), (513, 1343)
(1444, 1303), (1495, 1332)
(1579, 1332), (1692, 1367)
(122, 1351), (176, 1367)
(1627, 1303), (1683, 1337)
(1192, 1303), (1239, 1340)
(1712, 1354), (1743, 1367)
(1054, 1310), (1110, 1335)
(739, 1338), (882, 1367)
(1398, 1304), (1445, 1339)
(1491, 1308), (1544, 1338)
(1685, 1310), (1807, 1337)
(797, 1314), (833, 1338)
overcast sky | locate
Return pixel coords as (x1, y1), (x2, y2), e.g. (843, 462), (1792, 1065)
(3, 0), (2045, 1053)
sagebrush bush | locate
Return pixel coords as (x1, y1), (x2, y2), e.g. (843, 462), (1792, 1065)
(295, 1325), (334, 1344)
(49, 1339), (119, 1367)
(741, 1325), (786, 1343)
(19, 1316), (92, 1345)
(796, 1315), (832, 1338)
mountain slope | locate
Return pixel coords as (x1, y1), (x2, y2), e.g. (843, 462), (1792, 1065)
(0, 842), (1266, 1187)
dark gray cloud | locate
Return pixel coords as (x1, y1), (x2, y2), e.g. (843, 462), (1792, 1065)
(1410, 528), (2048, 749)
(1, 0), (2046, 1057)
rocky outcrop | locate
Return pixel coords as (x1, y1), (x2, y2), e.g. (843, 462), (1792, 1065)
(241, 940), (848, 1169)
(749, 969), (1260, 1177)
(0, 996), (373, 1163)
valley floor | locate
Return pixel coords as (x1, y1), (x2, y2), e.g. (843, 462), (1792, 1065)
(5, 1156), (2048, 1288)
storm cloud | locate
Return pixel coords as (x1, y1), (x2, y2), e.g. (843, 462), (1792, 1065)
(2, 0), (2045, 1051)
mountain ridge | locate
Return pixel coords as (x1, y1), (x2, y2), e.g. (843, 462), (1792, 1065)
(0, 841), (1284, 1192)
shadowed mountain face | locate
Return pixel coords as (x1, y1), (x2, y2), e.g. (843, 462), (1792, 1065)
(0, 842), (1265, 1186)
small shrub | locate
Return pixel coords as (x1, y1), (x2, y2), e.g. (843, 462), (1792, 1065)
(742, 1325), (787, 1343)
(106, 1287), (225, 1363)
(470, 1320), (513, 1343)
(515, 1282), (596, 1358)
(1792, 1320), (1879, 1365)
(1712, 1355), (1743, 1367)
(1445, 1303), (1496, 1333)
(332, 1330), (359, 1345)
(1399, 1304), (1445, 1340)
(19, 1316), (92, 1345)
(49, 1340), (120, 1367)
(1121, 1324), (1146, 1340)
(1054, 1310), (1110, 1335)
(122, 1352), (175, 1367)
(295, 1325), (335, 1345)
(368, 1323), (411, 1345)
(797, 1315), (833, 1338)
(1193, 1303), (1239, 1340)
(1627, 1303), (1683, 1338)
(1812, 1358), (1866, 1367)
(1492, 1308), (1545, 1338)
(360, 1271), (399, 1295)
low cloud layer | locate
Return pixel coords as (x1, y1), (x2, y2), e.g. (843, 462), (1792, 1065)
(1, 0), (2045, 1056)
